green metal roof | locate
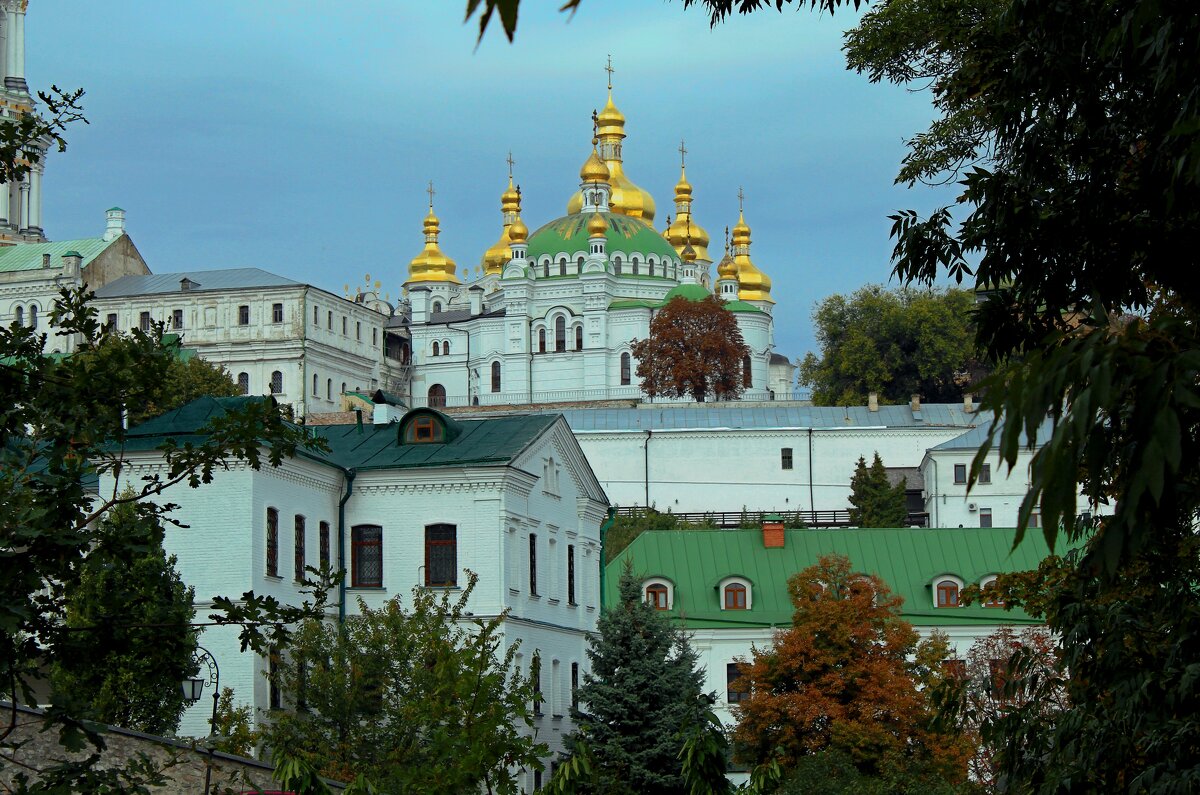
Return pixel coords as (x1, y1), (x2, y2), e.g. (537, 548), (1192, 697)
(121, 396), (559, 472)
(0, 237), (113, 273)
(527, 212), (678, 263)
(606, 527), (1056, 629)
(663, 283), (710, 302)
(608, 298), (659, 310)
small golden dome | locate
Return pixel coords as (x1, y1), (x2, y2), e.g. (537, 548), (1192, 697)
(717, 253), (738, 280)
(501, 176), (521, 213)
(665, 167), (711, 261)
(730, 209), (773, 303)
(508, 215), (529, 244)
(580, 143), (611, 183)
(408, 205), (460, 284)
(587, 212), (609, 237)
(682, 243), (697, 263)
(482, 228), (512, 274)
(596, 89), (626, 139)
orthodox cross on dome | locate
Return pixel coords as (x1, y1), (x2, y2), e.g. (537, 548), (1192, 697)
(426, 180), (436, 209)
(678, 139), (688, 169)
(506, 150), (515, 178)
(737, 186), (745, 211)
(605, 55), (614, 90)
(592, 109), (599, 140)
(725, 225), (731, 253)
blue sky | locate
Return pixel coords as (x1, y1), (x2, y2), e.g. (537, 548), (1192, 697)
(30, 0), (953, 359)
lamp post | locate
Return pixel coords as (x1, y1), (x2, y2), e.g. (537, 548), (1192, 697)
(182, 644), (220, 795)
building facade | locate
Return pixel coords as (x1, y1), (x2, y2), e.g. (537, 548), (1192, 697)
(1, 0), (47, 244)
(105, 396), (609, 783)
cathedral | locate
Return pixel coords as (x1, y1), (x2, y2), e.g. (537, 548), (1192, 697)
(397, 74), (796, 408)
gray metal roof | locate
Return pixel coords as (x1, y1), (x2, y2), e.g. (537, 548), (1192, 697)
(930, 417), (1050, 451)
(560, 403), (989, 432)
(93, 268), (301, 298)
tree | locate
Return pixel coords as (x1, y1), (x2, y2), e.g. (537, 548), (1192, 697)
(798, 285), (985, 406)
(261, 572), (545, 794)
(731, 555), (970, 786)
(632, 295), (750, 403)
(557, 565), (719, 794)
(134, 351), (242, 425)
(0, 85), (87, 185)
(1, 288), (331, 790)
(847, 452), (908, 527)
(49, 495), (197, 736)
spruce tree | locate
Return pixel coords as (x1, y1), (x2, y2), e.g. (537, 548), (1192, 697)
(848, 452), (909, 527)
(564, 565), (715, 794)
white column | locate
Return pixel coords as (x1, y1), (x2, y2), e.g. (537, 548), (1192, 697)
(27, 165), (40, 231)
(18, 179), (28, 231)
(0, 181), (9, 226)
(3, 11), (14, 81)
(12, 9), (23, 83)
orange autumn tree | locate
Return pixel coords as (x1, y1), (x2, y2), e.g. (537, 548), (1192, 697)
(632, 294), (749, 403)
(731, 555), (971, 786)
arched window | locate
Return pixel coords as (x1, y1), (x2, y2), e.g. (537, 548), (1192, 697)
(614, 256), (622, 273)
(577, 255), (585, 271)
(559, 257), (567, 276)
(238, 373), (250, 395)
(980, 575), (1004, 607)
(431, 300), (443, 314)
(326, 378), (332, 400)
(14, 306), (22, 325)
(312, 373), (319, 395)
(341, 381), (347, 395)
(29, 305), (37, 329)
(428, 383), (447, 408)
(632, 256), (639, 275)
(432, 341), (440, 356)
(620, 352), (631, 385)
(491, 361), (502, 392)
(743, 355), (752, 388)
(538, 328), (546, 354)
(575, 326), (583, 351)
(443, 340), (451, 355)
(724, 583), (748, 610)
(555, 316), (566, 352)
(936, 579), (960, 608)
(270, 371), (283, 395)
(543, 259), (550, 278)
(643, 579), (673, 610)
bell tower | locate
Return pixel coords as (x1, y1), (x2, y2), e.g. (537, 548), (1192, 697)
(0, 0), (47, 243)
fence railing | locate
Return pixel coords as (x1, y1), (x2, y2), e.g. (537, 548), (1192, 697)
(612, 506), (930, 529)
(407, 386), (800, 409)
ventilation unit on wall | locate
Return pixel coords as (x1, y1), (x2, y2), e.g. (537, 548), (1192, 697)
(967, 502), (979, 512)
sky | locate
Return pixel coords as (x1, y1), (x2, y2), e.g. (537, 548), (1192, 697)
(30, 0), (954, 360)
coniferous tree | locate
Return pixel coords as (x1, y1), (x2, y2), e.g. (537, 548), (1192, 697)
(847, 452), (909, 527)
(50, 496), (197, 735)
(561, 565), (719, 794)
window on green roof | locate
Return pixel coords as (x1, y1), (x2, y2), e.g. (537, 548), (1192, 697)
(405, 415), (444, 444)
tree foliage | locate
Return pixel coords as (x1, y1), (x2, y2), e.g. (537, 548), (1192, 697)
(134, 351), (242, 426)
(0, 85), (87, 185)
(0, 288), (331, 789)
(732, 555), (970, 785)
(49, 495), (197, 736)
(261, 572), (545, 795)
(557, 565), (720, 794)
(847, 452), (908, 528)
(632, 295), (750, 403)
(798, 285), (985, 406)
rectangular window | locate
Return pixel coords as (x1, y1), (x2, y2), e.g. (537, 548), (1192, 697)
(979, 507), (993, 528)
(567, 545), (576, 605)
(727, 662), (749, 704)
(425, 524), (457, 587)
(532, 658), (542, 715)
(319, 521), (330, 570)
(373, 328), (378, 346)
(351, 525), (383, 587)
(237, 373), (250, 394)
(979, 463), (992, 484)
(571, 662), (579, 710)
(172, 309), (183, 329)
(272, 302), (283, 323)
(294, 515), (306, 582)
(269, 646), (281, 710)
(105, 313), (117, 331)
(139, 311), (151, 331)
(266, 507), (279, 577)
(1029, 511), (1041, 528)
(781, 447), (793, 470)
(342, 316), (347, 335)
(953, 463), (967, 484)
(327, 310), (333, 329)
(313, 305), (319, 325)
(238, 305), (250, 325)
(529, 534), (538, 596)
(356, 321), (362, 341)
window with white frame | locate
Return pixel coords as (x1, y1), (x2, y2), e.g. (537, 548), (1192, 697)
(980, 575), (1004, 607)
(642, 578), (674, 610)
(934, 576), (963, 608)
(719, 576), (752, 610)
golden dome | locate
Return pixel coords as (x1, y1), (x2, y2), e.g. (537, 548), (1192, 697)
(580, 143), (611, 183)
(501, 175), (521, 212)
(664, 166), (711, 262)
(596, 89), (626, 139)
(730, 209), (773, 303)
(567, 86), (656, 221)
(508, 215), (529, 244)
(587, 212), (609, 237)
(408, 199), (460, 284)
(483, 174), (523, 275)
(717, 252), (738, 280)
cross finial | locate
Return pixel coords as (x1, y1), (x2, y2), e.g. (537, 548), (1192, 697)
(426, 180), (436, 209)
(725, 226), (730, 253)
(506, 151), (515, 179)
(605, 55), (614, 91)
(737, 186), (745, 211)
(678, 139), (687, 169)
(592, 109), (599, 141)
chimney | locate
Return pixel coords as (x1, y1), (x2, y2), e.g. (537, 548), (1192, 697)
(910, 394), (921, 412)
(762, 514), (785, 549)
(868, 392), (879, 412)
(468, 284), (483, 316)
(61, 251), (82, 279)
(964, 393), (975, 413)
(373, 403), (404, 425)
(103, 207), (127, 242)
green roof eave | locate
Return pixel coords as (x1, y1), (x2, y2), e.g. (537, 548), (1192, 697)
(608, 299), (659, 310)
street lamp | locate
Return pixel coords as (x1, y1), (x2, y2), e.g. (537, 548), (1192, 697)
(182, 644), (220, 795)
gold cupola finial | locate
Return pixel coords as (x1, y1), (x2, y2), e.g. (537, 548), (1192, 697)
(581, 130), (611, 184)
(665, 137), (711, 262)
(717, 225), (737, 281)
(408, 181), (460, 284)
(730, 189), (772, 303)
(483, 155), (522, 275)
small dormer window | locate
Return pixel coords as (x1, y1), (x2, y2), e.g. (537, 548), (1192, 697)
(409, 416), (442, 443)
(399, 408), (460, 446)
(719, 576), (752, 610)
(936, 578), (961, 608)
(980, 575), (1004, 607)
(643, 578), (674, 610)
